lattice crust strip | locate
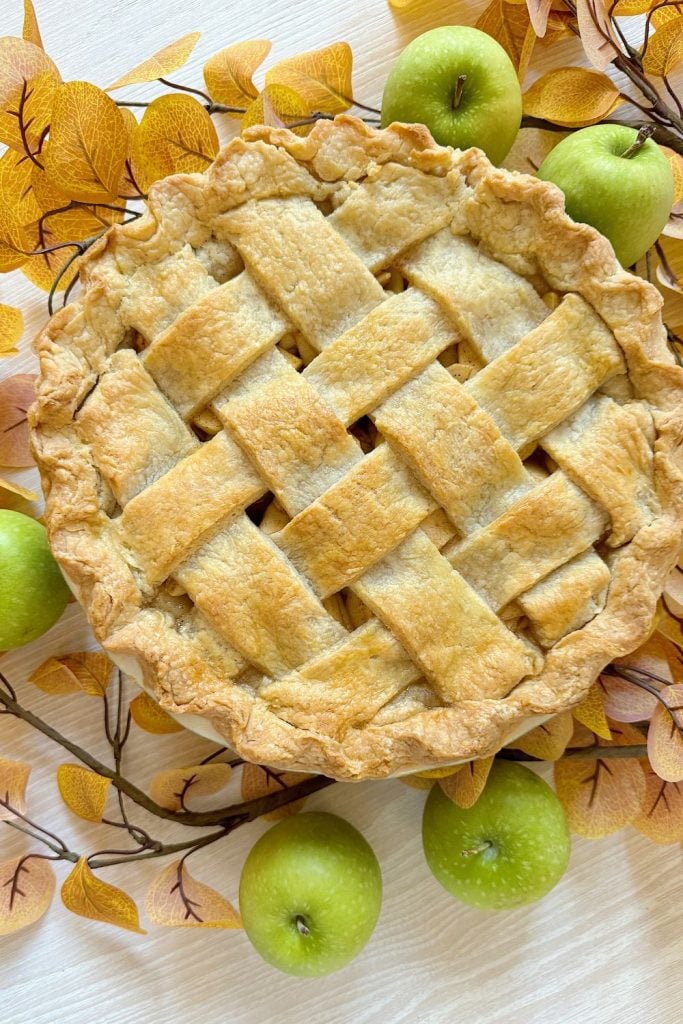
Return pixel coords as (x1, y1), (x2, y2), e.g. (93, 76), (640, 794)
(31, 117), (683, 779)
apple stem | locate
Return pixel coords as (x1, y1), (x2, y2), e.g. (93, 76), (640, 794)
(621, 124), (656, 159)
(452, 75), (467, 111)
(461, 840), (493, 858)
(295, 914), (311, 936)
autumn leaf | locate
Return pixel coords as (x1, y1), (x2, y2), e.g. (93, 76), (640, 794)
(107, 32), (201, 91)
(23, 0), (44, 50)
(476, 1), (536, 82)
(613, 0), (657, 13)
(657, 600), (683, 648)
(0, 855), (55, 936)
(149, 763), (232, 812)
(240, 763), (312, 820)
(0, 149), (43, 225)
(132, 94), (219, 190)
(43, 81), (128, 202)
(0, 38), (60, 153)
(0, 476), (38, 505)
(541, 10), (579, 46)
(28, 652), (112, 696)
(0, 758), (32, 820)
(265, 42), (353, 115)
(61, 858), (145, 933)
(242, 84), (310, 135)
(651, 3), (683, 28)
(129, 691), (183, 733)
(512, 711), (573, 760)
(642, 16), (683, 75)
(0, 304), (23, 357)
(413, 764), (464, 780)
(633, 764), (683, 844)
(598, 673), (659, 722)
(526, 0), (553, 36)
(0, 204), (31, 273)
(20, 219), (82, 294)
(575, 0), (619, 70)
(118, 107), (145, 199)
(572, 683), (612, 740)
(398, 773), (438, 790)
(554, 724), (647, 837)
(145, 860), (242, 929)
(204, 39), (272, 107)
(57, 764), (111, 823)
(439, 757), (494, 809)
(523, 67), (622, 126)
(0, 373), (35, 467)
(647, 684), (683, 782)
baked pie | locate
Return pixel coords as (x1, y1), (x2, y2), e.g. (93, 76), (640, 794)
(31, 116), (683, 779)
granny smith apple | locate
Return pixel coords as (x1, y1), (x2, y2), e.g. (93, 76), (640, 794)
(239, 811), (382, 976)
(0, 509), (70, 649)
(422, 761), (570, 910)
(381, 26), (522, 164)
(537, 124), (674, 267)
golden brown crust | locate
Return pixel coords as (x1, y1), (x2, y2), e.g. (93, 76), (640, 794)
(30, 116), (683, 779)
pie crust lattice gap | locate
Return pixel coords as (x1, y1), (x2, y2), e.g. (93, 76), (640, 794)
(31, 117), (683, 779)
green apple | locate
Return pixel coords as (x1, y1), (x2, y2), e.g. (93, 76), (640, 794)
(422, 761), (570, 910)
(0, 509), (70, 649)
(537, 124), (674, 267)
(239, 811), (382, 976)
(381, 26), (522, 164)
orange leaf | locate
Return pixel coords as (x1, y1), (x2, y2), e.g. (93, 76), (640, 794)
(523, 66), (622, 126)
(145, 860), (242, 929)
(476, 1), (536, 82)
(633, 764), (683, 843)
(57, 764), (111, 823)
(572, 683), (612, 740)
(526, 0), (553, 36)
(107, 32), (201, 91)
(240, 763), (312, 820)
(129, 690), (183, 733)
(242, 84), (310, 136)
(23, 0), (44, 49)
(61, 858), (145, 933)
(541, 10), (579, 45)
(512, 711), (573, 760)
(132, 93), (219, 190)
(28, 652), (112, 696)
(0, 304), (23, 357)
(149, 763), (232, 812)
(0, 203), (31, 273)
(439, 756), (494, 809)
(0, 373), (35, 467)
(43, 81), (128, 202)
(0, 38), (60, 152)
(204, 40), (272, 107)
(575, 0), (620, 70)
(651, 3), (683, 28)
(613, 0), (657, 12)
(0, 758), (31, 820)
(0, 855), (55, 936)
(0, 476), (38, 504)
(642, 16), (683, 75)
(265, 42), (353, 115)
(647, 684), (683, 782)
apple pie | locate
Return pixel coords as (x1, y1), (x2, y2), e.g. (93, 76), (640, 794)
(31, 116), (683, 779)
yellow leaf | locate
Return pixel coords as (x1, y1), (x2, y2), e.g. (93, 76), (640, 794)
(28, 652), (112, 696)
(0, 758), (31, 820)
(0, 203), (30, 273)
(512, 711), (573, 760)
(28, 156), (71, 214)
(0, 148), (43, 225)
(129, 690), (183, 733)
(43, 81), (128, 202)
(572, 683), (612, 740)
(118, 107), (145, 198)
(240, 763), (313, 820)
(204, 39), (272, 107)
(23, 0), (44, 49)
(0, 38), (60, 152)
(643, 16), (683, 74)
(476, 1), (536, 82)
(149, 763), (232, 811)
(61, 858), (145, 933)
(398, 773), (437, 790)
(613, 0), (657, 12)
(657, 600), (683, 648)
(0, 476), (38, 503)
(541, 10), (579, 45)
(0, 855), (55, 936)
(0, 304), (23, 357)
(575, 0), (620, 69)
(265, 42), (353, 115)
(652, 4), (683, 28)
(413, 764), (464, 780)
(107, 32), (201, 91)
(132, 93), (219, 190)
(145, 860), (242, 929)
(633, 764), (683, 843)
(647, 684), (683, 782)
(242, 84), (310, 136)
(20, 217), (82, 294)
(523, 67), (622, 127)
(439, 756), (494, 809)
(387, 0), (420, 7)
(57, 764), (111, 823)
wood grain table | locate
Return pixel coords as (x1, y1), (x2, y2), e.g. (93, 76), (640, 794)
(1, 2), (681, 1022)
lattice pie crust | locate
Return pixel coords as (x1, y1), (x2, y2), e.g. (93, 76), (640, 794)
(31, 117), (683, 779)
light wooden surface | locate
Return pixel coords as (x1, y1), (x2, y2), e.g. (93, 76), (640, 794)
(1, 2), (682, 1022)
